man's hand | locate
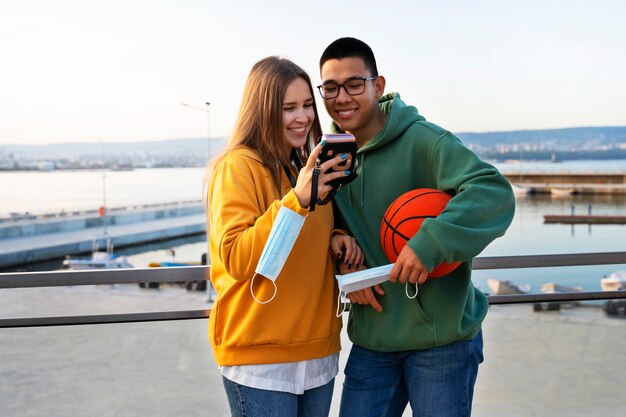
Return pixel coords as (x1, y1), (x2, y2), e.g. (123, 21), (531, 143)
(390, 246), (429, 285)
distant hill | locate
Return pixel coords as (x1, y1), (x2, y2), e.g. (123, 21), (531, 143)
(456, 126), (626, 150)
(2, 126), (625, 162)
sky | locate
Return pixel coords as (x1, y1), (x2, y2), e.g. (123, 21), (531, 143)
(1, 0), (625, 145)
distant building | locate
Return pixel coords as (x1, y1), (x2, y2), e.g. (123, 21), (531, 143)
(36, 161), (55, 171)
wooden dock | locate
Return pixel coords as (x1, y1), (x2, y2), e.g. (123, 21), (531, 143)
(520, 183), (626, 195)
(504, 172), (626, 195)
(544, 214), (626, 224)
(505, 172), (626, 185)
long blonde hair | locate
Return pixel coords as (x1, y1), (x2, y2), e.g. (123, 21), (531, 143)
(207, 57), (322, 196)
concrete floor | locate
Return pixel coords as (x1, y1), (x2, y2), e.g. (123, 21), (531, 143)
(1, 285), (625, 416)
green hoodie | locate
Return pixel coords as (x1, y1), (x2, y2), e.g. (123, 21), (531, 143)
(332, 92), (515, 351)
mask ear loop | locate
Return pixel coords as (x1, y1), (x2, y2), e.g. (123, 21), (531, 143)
(336, 290), (347, 317)
(405, 281), (419, 299)
(250, 273), (277, 304)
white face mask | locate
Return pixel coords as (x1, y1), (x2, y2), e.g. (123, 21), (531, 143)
(336, 263), (393, 295)
(251, 206), (306, 304)
(335, 263), (418, 315)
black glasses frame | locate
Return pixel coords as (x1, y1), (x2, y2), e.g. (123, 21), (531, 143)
(317, 76), (378, 99)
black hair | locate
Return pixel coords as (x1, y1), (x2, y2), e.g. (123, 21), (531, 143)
(319, 37), (378, 77)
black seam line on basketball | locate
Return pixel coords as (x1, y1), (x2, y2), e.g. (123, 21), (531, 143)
(390, 216), (437, 242)
(386, 191), (447, 223)
(394, 230), (415, 241)
(387, 195), (424, 222)
(381, 214), (435, 229)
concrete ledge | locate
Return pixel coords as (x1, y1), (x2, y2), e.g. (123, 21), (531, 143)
(0, 213), (206, 269)
(0, 201), (204, 240)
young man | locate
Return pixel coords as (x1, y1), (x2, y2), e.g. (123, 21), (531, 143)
(318, 37), (515, 417)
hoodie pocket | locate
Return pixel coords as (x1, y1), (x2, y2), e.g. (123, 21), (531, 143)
(349, 286), (438, 350)
(406, 296), (438, 344)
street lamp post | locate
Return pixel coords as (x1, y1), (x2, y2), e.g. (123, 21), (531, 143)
(180, 102), (211, 164)
(205, 102), (211, 163)
(96, 137), (108, 236)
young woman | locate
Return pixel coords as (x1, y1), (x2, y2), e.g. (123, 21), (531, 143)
(205, 56), (363, 417)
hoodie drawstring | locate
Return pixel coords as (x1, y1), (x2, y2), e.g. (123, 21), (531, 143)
(360, 153), (366, 207)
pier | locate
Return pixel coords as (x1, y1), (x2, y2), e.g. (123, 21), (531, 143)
(544, 214), (626, 224)
(0, 201), (206, 269)
(505, 172), (626, 194)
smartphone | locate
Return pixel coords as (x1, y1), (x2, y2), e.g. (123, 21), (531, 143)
(318, 133), (358, 188)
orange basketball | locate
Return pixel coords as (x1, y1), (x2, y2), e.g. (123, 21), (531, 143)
(380, 188), (461, 278)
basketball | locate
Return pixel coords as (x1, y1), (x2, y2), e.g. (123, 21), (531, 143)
(380, 188), (461, 278)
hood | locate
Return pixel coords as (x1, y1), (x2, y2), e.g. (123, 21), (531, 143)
(328, 92), (428, 209)
(331, 92), (426, 153)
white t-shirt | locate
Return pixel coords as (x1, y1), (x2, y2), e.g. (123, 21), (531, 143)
(220, 353), (339, 395)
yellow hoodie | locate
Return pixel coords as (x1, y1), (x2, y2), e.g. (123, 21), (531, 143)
(207, 147), (342, 366)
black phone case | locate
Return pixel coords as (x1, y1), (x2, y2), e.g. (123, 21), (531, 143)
(319, 141), (358, 188)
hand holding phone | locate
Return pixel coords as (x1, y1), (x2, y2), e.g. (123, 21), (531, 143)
(318, 133), (358, 188)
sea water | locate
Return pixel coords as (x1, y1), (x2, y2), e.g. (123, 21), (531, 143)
(1, 162), (626, 292)
(0, 167), (206, 217)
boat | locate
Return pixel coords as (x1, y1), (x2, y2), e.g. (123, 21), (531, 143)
(600, 270), (626, 291)
(549, 186), (575, 196)
(146, 252), (209, 294)
(540, 283), (582, 293)
(601, 271), (626, 317)
(536, 282), (582, 311)
(511, 183), (531, 196)
(486, 278), (531, 295)
(63, 238), (133, 270)
(61, 152), (134, 270)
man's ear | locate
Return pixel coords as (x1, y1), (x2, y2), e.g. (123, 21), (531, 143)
(374, 75), (386, 98)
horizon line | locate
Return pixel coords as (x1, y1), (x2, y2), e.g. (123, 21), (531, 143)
(2, 124), (626, 147)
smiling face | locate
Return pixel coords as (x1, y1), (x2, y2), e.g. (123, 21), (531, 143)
(282, 77), (316, 155)
(320, 57), (386, 145)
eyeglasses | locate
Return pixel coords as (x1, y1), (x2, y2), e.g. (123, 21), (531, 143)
(317, 76), (377, 99)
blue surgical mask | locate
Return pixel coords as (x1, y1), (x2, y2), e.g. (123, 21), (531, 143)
(251, 206), (306, 304)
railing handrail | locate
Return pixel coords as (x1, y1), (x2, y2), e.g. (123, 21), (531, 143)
(472, 251), (626, 269)
(0, 265), (208, 289)
(3, 251), (626, 289)
(1, 251), (625, 328)
(0, 309), (212, 329)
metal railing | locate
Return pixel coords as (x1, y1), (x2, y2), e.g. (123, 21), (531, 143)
(1, 252), (626, 328)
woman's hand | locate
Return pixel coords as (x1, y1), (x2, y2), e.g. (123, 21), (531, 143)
(330, 234), (364, 271)
(346, 285), (385, 313)
(336, 257), (385, 313)
(293, 142), (353, 208)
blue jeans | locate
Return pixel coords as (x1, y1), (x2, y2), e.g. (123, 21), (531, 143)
(222, 376), (335, 417)
(339, 331), (484, 417)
